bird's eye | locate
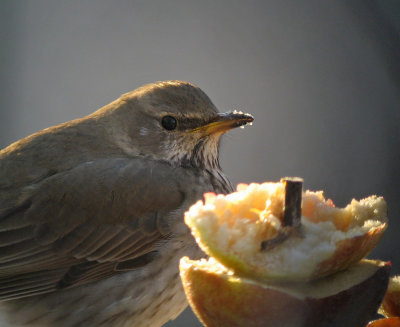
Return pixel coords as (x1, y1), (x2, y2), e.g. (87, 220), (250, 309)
(161, 115), (177, 131)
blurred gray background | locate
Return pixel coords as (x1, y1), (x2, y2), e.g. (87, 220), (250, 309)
(1, 1), (399, 326)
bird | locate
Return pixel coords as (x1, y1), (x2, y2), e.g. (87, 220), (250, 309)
(0, 80), (253, 327)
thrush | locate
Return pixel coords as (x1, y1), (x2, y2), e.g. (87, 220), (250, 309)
(0, 81), (253, 327)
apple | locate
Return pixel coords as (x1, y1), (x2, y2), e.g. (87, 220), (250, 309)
(380, 276), (400, 318)
(180, 257), (391, 327)
(185, 181), (387, 281)
(367, 317), (400, 327)
(181, 179), (389, 326)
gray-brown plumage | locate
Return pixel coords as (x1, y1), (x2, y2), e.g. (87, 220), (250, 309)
(0, 81), (253, 326)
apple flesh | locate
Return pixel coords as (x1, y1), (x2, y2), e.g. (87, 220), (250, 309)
(185, 182), (387, 282)
(180, 257), (391, 327)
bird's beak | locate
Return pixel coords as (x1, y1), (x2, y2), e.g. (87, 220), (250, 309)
(191, 111), (254, 135)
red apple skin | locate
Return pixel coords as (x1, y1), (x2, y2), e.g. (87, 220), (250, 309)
(367, 317), (400, 327)
(180, 259), (391, 327)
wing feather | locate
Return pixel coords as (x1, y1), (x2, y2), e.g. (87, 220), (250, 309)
(0, 157), (186, 300)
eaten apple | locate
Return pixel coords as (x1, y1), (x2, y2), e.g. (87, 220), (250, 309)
(184, 180), (387, 281)
(181, 178), (390, 326)
(180, 257), (390, 327)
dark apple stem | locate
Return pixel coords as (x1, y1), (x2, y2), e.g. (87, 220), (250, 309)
(282, 177), (303, 228)
(261, 177), (303, 251)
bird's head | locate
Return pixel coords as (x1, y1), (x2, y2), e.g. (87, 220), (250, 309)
(106, 81), (253, 170)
